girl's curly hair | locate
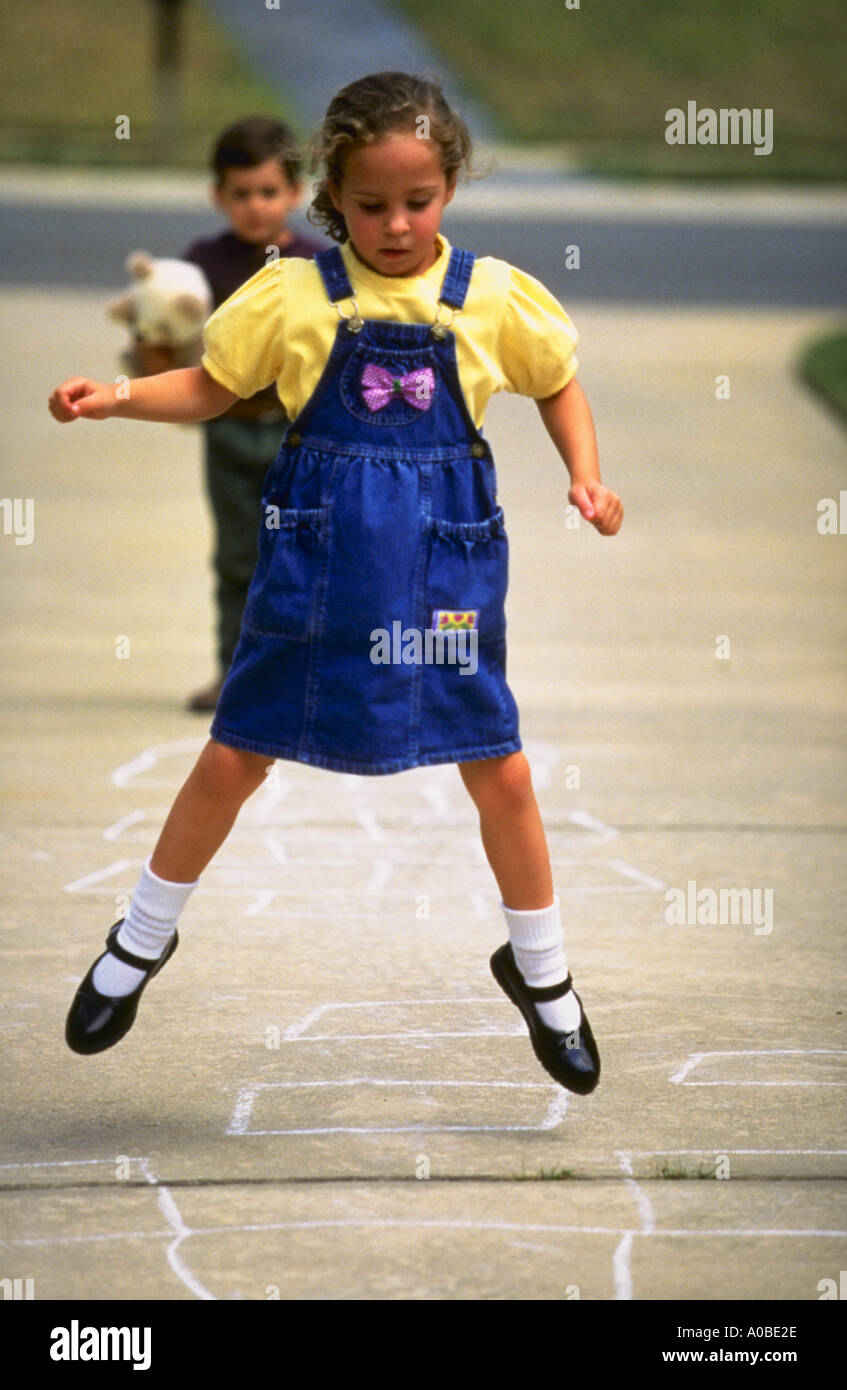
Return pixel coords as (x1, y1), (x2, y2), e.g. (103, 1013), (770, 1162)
(304, 70), (482, 243)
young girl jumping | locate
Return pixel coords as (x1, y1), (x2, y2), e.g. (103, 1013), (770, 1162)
(48, 71), (622, 1095)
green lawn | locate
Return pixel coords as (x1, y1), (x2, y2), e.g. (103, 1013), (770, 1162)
(388, 0), (847, 179)
(1, 0), (844, 178)
(799, 331), (847, 427)
(0, 0), (301, 168)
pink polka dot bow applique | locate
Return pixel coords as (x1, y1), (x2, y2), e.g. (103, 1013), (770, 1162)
(360, 363), (435, 412)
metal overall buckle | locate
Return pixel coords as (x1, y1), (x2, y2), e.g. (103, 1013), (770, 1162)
(431, 301), (458, 340)
(336, 296), (364, 334)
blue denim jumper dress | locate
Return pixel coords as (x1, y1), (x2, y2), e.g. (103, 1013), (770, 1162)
(210, 243), (522, 775)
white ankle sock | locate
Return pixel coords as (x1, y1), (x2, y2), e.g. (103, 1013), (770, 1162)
(92, 859), (199, 997)
(500, 895), (582, 1032)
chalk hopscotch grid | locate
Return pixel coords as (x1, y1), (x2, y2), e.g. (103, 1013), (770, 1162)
(10, 740), (842, 1299)
(61, 738), (666, 915)
(2, 1146), (845, 1304)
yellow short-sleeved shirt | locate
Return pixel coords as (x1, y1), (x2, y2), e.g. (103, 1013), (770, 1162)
(201, 233), (578, 430)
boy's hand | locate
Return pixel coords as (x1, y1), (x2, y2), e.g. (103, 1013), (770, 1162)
(48, 377), (117, 422)
(568, 481), (623, 536)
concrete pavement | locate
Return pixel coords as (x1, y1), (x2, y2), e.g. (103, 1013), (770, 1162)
(0, 279), (845, 1300)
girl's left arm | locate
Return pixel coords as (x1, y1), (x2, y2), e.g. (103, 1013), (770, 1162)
(535, 377), (623, 536)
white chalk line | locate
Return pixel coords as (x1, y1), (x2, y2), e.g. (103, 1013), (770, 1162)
(279, 1030), (527, 1042)
(80, 829), (647, 857)
(540, 1091), (570, 1131)
(418, 785), (450, 816)
(134, 1221), (847, 1239)
(228, 1078), (564, 1138)
(106, 737), (519, 801)
(272, 994), (649, 1046)
(245, 890), (277, 917)
(69, 846), (658, 870)
(568, 811), (619, 843)
(0, 1157), (131, 1170)
(0, 1155), (215, 1301)
(281, 997), (516, 1042)
(607, 858), (666, 891)
(64, 860), (135, 893)
(605, 1138), (847, 1296)
(69, 744), (667, 920)
(616, 1149), (847, 1157)
(0, 1229), (176, 1248)
(233, 1078), (556, 1089)
(261, 836), (288, 865)
(282, 1000), (335, 1041)
(64, 873), (661, 897)
(136, 1158), (216, 1301)
(227, 1075), (549, 1131)
(275, 994), (626, 1045)
(62, 889), (660, 911)
(250, 782), (292, 817)
(38, 747), (842, 1299)
(612, 1233), (633, 1299)
(356, 808), (385, 843)
(110, 738), (206, 788)
(102, 810), (146, 842)
(615, 1152), (656, 1301)
(5, 1221), (845, 1249)
(4, 1154), (844, 1303)
(236, 1125), (558, 1136)
(671, 1049), (847, 1086)
(366, 858), (394, 893)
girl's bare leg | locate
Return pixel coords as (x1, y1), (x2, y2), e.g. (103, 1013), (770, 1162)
(457, 751), (554, 907)
(65, 739), (272, 1054)
(459, 754), (600, 1092)
(149, 739), (270, 882)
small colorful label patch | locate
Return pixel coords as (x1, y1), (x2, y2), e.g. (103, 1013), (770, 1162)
(431, 609), (479, 631)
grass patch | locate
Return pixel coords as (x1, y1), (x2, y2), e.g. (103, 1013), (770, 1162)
(0, 0), (303, 168)
(798, 330), (847, 427)
(512, 1164), (577, 1181)
(653, 1160), (716, 1179)
(4, 0), (844, 178)
(388, 0), (847, 179)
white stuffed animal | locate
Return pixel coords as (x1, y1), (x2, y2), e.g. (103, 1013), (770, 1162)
(107, 250), (212, 371)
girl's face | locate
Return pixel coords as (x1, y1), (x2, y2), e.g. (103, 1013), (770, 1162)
(329, 131), (456, 278)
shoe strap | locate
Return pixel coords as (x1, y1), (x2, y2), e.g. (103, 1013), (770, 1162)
(524, 972), (573, 1002)
(105, 922), (165, 972)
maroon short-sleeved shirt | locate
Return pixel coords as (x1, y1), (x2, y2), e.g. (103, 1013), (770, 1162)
(182, 229), (325, 417)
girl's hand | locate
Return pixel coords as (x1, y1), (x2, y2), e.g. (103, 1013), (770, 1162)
(568, 481), (623, 536)
(48, 377), (117, 423)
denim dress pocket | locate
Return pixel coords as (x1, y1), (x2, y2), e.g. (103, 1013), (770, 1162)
(242, 506), (328, 641)
(339, 343), (439, 428)
(424, 505), (508, 646)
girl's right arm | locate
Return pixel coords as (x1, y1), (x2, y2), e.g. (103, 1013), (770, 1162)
(48, 366), (239, 424)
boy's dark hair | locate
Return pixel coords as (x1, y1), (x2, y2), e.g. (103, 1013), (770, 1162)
(211, 115), (301, 187)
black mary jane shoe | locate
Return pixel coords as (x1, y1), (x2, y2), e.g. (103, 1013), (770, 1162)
(65, 919), (179, 1055)
(490, 942), (600, 1095)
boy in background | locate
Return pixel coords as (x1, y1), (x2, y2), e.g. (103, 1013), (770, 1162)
(136, 115), (325, 710)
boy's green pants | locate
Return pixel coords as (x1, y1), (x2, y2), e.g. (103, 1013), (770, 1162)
(202, 415), (287, 674)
